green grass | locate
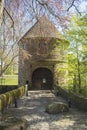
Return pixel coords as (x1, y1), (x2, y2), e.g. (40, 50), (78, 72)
(0, 75), (18, 85)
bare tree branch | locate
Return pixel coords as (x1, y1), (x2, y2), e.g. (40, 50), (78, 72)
(73, 5), (81, 15)
(67, 0), (81, 15)
(0, 5), (18, 76)
(36, 0), (61, 19)
(0, 54), (18, 76)
(0, 0), (5, 26)
(4, 7), (15, 41)
(67, 0), (75, 11)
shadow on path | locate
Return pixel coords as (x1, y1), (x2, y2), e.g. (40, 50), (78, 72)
(1, 90), (87, 130)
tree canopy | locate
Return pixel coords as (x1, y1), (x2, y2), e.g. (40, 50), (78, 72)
(67, 14), (87, 95)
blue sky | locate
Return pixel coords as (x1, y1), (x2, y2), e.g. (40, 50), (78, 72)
(79, 1), (87, 11)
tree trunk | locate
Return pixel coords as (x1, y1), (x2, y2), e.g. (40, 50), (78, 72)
(0, 0), (5, 27)
(73, 74), (76, 92)
(77, 58), (81, 93)
(76, 43), (81, 93)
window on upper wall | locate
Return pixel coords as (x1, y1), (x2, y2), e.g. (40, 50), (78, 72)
(60, 45), (65, 55)
(22, 44), (26, 50)
(60, 49), (67, 55)
(38, 42), (48, 54)
(0, 58), (1, 66)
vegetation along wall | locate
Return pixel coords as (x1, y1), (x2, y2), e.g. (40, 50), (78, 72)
(57, 85), (87, 111)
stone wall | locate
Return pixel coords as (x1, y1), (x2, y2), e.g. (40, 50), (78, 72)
(18, 38), (69, 88)
(54, 63), (68, 88)
(57, 85), (87, 111)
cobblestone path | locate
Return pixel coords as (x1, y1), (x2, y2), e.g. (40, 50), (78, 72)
(3, 91), (87, 130)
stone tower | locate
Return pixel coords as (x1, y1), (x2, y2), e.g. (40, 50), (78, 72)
(18, 16), (69, 90)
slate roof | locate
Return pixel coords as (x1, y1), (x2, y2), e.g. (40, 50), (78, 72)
(22, 16), (64, 39)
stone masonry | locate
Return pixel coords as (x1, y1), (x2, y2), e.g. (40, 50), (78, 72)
(1, 91), (87, 130)
(18, 16), (69, 90)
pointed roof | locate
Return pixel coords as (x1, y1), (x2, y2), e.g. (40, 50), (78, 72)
(23, 16), (64, 39)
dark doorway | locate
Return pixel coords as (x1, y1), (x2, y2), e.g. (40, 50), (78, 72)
(32, 68), (53, 90)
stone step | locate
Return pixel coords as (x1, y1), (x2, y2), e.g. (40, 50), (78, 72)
(28, 90), (52, 94)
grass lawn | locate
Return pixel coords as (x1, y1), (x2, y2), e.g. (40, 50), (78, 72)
(0, 75), (18, 85)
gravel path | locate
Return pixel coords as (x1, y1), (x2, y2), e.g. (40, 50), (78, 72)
(2, 90), (87, 130)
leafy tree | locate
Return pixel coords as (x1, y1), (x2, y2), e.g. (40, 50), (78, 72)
(67, 14), (87, 94)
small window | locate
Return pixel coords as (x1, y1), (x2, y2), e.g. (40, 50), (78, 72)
(42, 78), (46, 83)
(60, 50), (64, 55)
(22, 44), (26, 50)
(0, 58), (1, 65)
(38, 43), (48, 54)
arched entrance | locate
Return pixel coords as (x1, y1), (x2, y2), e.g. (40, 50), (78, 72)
(32, 68), (53, 90)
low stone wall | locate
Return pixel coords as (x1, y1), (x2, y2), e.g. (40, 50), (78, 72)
(0, 86), (25, 113)
(70, 92), (87, 111)
(57, 86), (69, 100)
(57, 86), (87, 111)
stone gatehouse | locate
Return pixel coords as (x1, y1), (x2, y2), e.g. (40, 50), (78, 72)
(18, 16), (69, 90)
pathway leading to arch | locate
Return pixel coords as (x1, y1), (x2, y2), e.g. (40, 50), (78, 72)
(3, 91), (87, 130)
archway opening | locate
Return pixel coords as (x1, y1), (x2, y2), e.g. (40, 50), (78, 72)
(32, 68), (53, 90)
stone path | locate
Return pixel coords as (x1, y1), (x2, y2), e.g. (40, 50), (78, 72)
(2, 90), (87, 130)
